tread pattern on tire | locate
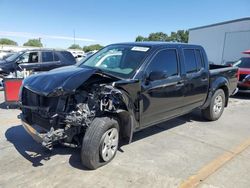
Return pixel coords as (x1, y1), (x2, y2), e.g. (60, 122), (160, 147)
(202, 89), (225, 121)
(81, 117), (119, 170)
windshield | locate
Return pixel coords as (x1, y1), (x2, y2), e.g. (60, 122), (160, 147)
(79, 45), (151, 79)
(5, 51), (24, 62)
(233, 57), (250, 68)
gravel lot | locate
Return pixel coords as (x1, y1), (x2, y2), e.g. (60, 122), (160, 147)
(0, 91), (250, 188)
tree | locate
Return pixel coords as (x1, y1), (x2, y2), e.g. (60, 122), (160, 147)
(83, 44), (103, 52)
(0, 38), (18, 46)
(169, 30), (189, 43)
(23, 39), (43, 47)
(148, 32), (169, 41)
(135, 30), (189, 43)
(68, 44), (82, 50)
(135, 35), (148, 42)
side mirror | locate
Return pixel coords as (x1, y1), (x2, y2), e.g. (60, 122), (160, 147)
(148, 71), (168, 81)
(16, 56), (25, 64)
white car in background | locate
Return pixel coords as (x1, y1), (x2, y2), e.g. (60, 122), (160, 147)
(68, 49), (85, 62)
(0, 50), (15, 60)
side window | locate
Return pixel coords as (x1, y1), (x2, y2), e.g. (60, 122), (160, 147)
(61, 51), (75, 62)
(195, 49), (204, 70)
(147, 49), (178, 77)
(184, 49), (197, 73)
(29, 52), (39, 63)
(19, 52), (38, 63)
(19, 52), (30, 63)
(42, 52), (53, 62)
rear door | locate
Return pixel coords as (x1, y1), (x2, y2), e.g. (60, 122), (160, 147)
(40, 51), (60, 71)
(140, 48), (185, 127)
(181, 48), (209, 112)
(59, 51), (76, 66)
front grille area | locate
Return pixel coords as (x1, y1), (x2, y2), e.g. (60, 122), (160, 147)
(22, 87), (60, 112)
(21, 87), (62, 130)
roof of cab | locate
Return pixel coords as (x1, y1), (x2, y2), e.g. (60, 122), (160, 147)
(20, 48), (68, 53)
(111, 42), (202, 49)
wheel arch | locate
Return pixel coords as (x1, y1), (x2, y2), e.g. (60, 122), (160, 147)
(202, 77), (230, 109)
(211, 77), (229, 107)
(218, 85), (229, 107)
(112, 110), (135, 144)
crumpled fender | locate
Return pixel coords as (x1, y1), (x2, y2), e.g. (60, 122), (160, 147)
(111, 79), (141, 141)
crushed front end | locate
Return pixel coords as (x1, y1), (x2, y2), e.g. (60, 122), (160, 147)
(20, 82), (124, 150)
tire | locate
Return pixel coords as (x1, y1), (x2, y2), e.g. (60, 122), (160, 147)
(81, 117), (119, 170)
(202, 89), (225, 121)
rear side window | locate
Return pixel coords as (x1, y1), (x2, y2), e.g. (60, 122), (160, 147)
(148, 49), (178, 77)
(195, 49), (204, 70)
(42, 52), (53, 62)
(60, 51), (75, 62)
(184, 49), (197, 73)
(54, 53), (60, 61)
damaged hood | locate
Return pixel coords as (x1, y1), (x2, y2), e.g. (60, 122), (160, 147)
(23, 65), (98, 96)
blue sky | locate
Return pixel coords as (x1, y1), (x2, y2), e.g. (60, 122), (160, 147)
(0, 0), (249, 48)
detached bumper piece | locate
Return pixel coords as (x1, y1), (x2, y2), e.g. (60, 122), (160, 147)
(21, 115), (66, 150)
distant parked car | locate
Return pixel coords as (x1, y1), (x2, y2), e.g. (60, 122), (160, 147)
(85, 50), (98, 57)
(75, 54), (86, 62)
(0, 49), (76, 77)
(233, 57), (250, 93)
(2, 52), (16, 60)
(0, 50), (14, 60)
(68, 49), (85, 62)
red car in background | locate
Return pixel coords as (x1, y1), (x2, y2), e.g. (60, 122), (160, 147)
(233, 51), (250, 93)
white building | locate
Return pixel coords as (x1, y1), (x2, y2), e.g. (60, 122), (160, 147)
(188, 17), (250, 64)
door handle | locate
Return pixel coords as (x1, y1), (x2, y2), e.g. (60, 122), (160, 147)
(201, 78), (208, 82)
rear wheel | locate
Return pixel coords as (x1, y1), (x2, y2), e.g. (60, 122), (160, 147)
(202, 89), (225, 121)
(81, 117), (119, 170)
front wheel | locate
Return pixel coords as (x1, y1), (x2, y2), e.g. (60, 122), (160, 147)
(81, 117), (119, 170)
(202, 89), (225, 121)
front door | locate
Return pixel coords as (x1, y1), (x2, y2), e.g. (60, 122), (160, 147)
(140, 48), (185, 127)
(17, 51), (41, 71)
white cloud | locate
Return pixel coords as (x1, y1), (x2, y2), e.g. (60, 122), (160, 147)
(0, 31), (96, 42)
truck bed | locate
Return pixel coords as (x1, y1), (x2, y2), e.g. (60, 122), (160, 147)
(209, 64), (238, 95)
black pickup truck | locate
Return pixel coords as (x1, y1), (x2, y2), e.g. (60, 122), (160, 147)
(19, 42), (238, 169)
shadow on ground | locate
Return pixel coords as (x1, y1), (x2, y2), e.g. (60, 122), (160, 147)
(231, 92), (250, 100)
(5, 125), (89, 170)
(132, 110), (205, 143)
(5, 110), (204, 170)
(0, 101), (19, 109)
(0, 102), (8, 109)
